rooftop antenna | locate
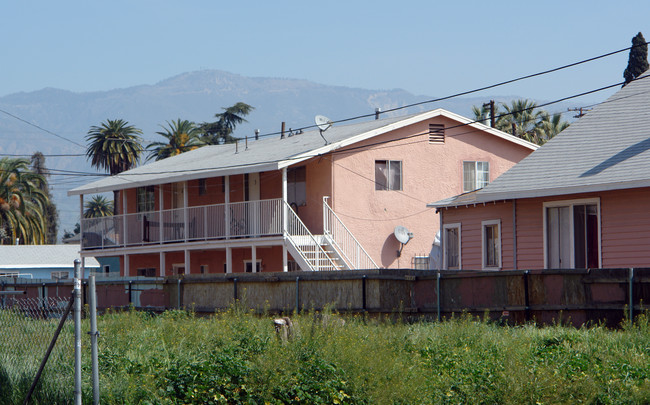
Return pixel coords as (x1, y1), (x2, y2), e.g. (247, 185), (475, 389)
(314, 115), (332, 145)
(254, 129), (260, 140)
(394, 225), (414, 257)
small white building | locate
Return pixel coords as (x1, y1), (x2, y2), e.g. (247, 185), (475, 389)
(0, 245), (99, 280)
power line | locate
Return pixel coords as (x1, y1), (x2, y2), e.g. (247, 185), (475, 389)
(0, 108), (85, 149)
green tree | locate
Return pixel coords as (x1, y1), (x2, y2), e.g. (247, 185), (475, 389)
(146, 119), (205, 161)
(535, 112), (571, 145)
(0, 158), (49, 244)
(63, 223), (80, 240)
(84, 195), (114, 218)
(86, 119), (143, 215)
(623, 32), (649, 86)
(31, 152), (58, 244)
(86, 119), (144, 175)
(200, 102), (254, 145)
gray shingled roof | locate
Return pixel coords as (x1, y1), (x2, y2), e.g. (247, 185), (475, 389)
(69, 109), (536, 196)
(430, 72), (650, 208)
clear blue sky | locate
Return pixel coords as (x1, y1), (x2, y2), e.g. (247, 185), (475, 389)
(3, 1), (650, 104)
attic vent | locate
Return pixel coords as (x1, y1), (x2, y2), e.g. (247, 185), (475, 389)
(428, 124), (445, 144)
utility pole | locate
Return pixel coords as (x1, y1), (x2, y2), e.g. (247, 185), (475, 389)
(567, 107), (591, 119)
(482, 100), (495, 127)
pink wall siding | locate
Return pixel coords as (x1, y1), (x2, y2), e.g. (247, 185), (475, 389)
(441, 202), (514, 270)
(330, 116), (531, 268)
(443, 187), (650, 270)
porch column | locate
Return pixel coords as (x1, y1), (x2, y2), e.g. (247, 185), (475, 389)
(79, 195), (84, 249)
(282, 168), (288, 272)
(226, 247), (232, 273)
(183, 181), (188, 242)
(251, 246), (257, 273)
(159, 252), (166, 277)
(122, 191), (128, 246)
(225, 175), (230, 239)
(124, 254), (130, 277)
(159, 186), (164, 243)
(184, 249), (190, 275)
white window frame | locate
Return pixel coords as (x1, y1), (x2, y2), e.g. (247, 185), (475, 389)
(244, 260), (262, 273)
(442, 223), (461, 270)
(481, 219), (501, 270)
(375, 160), (403, 191)
(463, 161), (490, 192)
(543, 198), (601, 269)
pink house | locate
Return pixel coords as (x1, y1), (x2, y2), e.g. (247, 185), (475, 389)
(68, 109), (535, 276)
(429, 72), (650, 271)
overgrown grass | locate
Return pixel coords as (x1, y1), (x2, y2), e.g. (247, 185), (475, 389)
(2, 306), (649, 404)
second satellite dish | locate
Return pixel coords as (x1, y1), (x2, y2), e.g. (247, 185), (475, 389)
(394, 225), (414, 257)
(314, 115), (332, 132)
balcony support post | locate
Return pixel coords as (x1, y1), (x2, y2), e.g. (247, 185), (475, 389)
(159, 186), (164, 244)
(124, 254), (130, 277)
(282, 168), (288, 272)
(225, 176), (231, 239)
(159, 252), (166, 277)
(122, 191), (128, 247)
(251, 245), (257, 273)
(183, 181), (188, 242)
(226, 247), (232, 273)
(184, 249), (190, 275)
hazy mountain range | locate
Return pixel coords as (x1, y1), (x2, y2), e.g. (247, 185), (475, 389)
(0, 69), (579, 238)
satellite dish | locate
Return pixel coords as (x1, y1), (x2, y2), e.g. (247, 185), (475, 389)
(394, 226), (412, 244)
(315, 115), (333, 132)
(394, 225), (414, 257)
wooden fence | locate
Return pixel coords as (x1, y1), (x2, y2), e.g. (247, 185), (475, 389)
(1, 268), (647, 327)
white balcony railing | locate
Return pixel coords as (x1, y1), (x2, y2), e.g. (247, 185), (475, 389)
(81, 198), (284, 249)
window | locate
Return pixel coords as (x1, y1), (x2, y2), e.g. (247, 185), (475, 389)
(51, 271), (69, 280)
(443, 223), (461, 270)
(482, 220), (501, 269)
(137, 186), (155, 213)
(244, 260), (261, 273)
(288, 166), (307, 206)
(200, 264), (208, 274)
(545, 199), (600, 269)
(198, 179), (207, 196)
(103, 265), (110, 274)
(463, 161), (490, 192)
(136, 268), (156, 277)
(287, 260), (300, 272)
(375, 160), (402, 191)
(428, 124), (445, 144)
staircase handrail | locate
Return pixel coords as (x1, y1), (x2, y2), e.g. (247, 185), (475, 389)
(322, 197), (379, 269)
(284, 201), (338, 271)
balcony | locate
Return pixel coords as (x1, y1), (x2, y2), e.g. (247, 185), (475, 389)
(81, 198), (284, 250)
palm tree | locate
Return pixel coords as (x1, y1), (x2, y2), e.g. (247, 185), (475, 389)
(84, 195), (114, 218)
(472, 103), (508, 129)
(535, 112), (570, 144)
(85, 119), (144, 176)
(0, 158), (49, 244)
(499, 99), (543, 141)
(31, 152), (58, 244)
(146, 119), (205, 161)
(200, 102), (254, 145)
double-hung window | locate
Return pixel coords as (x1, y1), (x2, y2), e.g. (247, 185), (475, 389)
(463, 161), (490, 192)
(482, 219), (501, 269)
(136, 186), (155, 213)
(375, 160), (402, 191)
(287, 166), (307, 206)
(443, 223), (461, 270)
(545, 199), (600, 269)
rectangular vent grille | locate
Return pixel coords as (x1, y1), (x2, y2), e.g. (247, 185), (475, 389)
(428, 124), (445, 143)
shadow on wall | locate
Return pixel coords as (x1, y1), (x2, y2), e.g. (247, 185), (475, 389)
(380, 234), (400, 268)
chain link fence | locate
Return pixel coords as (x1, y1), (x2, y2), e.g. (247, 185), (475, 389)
(0, 295), (74, 401)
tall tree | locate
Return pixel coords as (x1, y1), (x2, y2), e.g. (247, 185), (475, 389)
(146, 119), (205, 161)
(86, 119), (143, 214)
(200, 102), (254, 145)
(84, 195), (114, 218)
(86, 119), (144, 175)
(623, 32), (649, 86)
(31, 152), (58, 244)
(536, 112), (571, 145)
(0, 158), (49, 244)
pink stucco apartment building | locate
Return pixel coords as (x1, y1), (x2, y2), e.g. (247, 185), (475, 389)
(429, 72), (650, 271)
(69, 109), (536, 276)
